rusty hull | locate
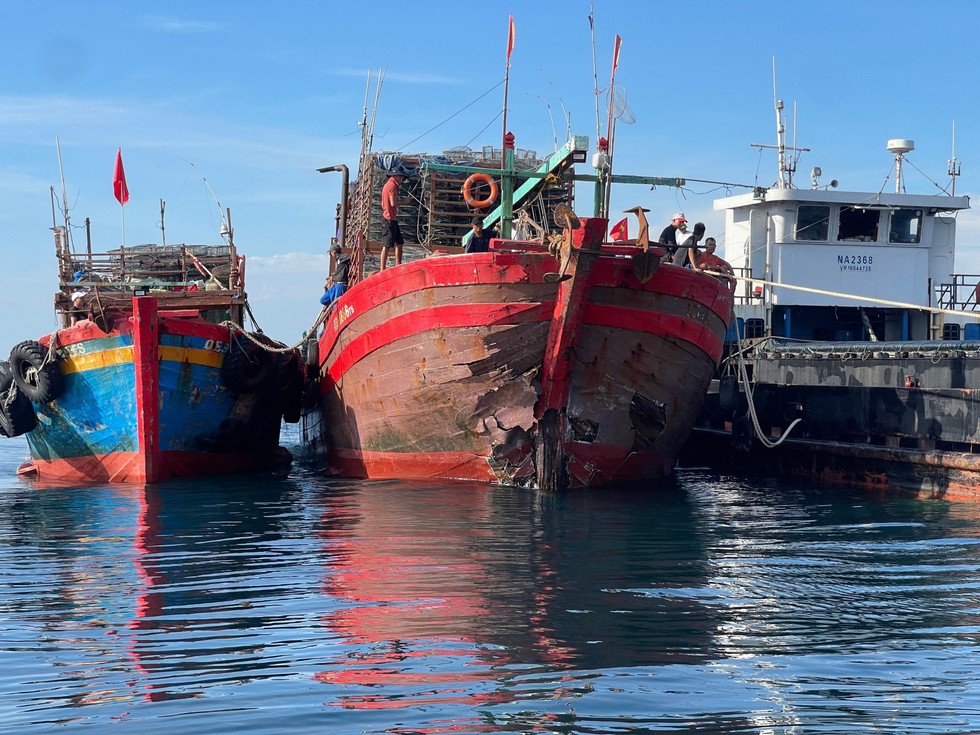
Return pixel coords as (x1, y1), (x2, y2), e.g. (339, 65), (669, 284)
(309, 242), (732, 489)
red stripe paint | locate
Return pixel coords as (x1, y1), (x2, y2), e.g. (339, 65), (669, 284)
(326, 301), (553, 382)
(133, 297), (160, 482)
(29, 450), (276, 484)
(583, 303), (725, 361)
(340, 252), (549, 312)
(329, 447), (498, 483)
(320, 252), (731, 375)
(589, 259), (734, 323)
(319, 255), (552, 346)
(40, 320), (125, 348)
(323, 296), (724, 385)
(158, 317), (229, 340)
(39, 310), (229, 350)
(326, 444), (676, 487)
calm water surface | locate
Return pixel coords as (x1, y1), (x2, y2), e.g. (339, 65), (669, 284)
(2, 428), (980, 733)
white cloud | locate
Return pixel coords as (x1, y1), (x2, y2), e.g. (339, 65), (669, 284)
(249, 251), (328, 276)
(0, 95), (133, 127)
(244, 252), (328, 344)
(325, 67), (464, 85)
(141, 15), (224, 33)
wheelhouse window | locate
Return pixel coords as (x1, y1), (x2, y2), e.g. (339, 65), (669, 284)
(837, 207), (879, 242)
(888, 208), (923, 244)
(795, 205), (829, 241)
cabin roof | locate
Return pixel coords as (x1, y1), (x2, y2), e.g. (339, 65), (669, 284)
(714, 187), (971, 213)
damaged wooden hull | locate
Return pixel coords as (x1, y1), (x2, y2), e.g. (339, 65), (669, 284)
(21, 297), (288, 484)
(306, 237), (733, 489)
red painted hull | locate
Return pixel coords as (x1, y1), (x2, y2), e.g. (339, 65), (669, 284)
(307, 236), (732, 489)
(27, 449), (283, 484)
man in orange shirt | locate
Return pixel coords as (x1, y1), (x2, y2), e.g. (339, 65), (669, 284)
(380, 171), (406, 270)
(699, 237), (735, 290)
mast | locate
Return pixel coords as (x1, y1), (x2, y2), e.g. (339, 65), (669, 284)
(601, 34), (622, 218)
(500, 15), (516, 239)
(357, 70), (372, 164)
(948, 119), (961, 196)
(55, 137), (72, 254)
(589, 3), (601, 150)
(750, 61), (808, 189)
(502, 15), (514, 158)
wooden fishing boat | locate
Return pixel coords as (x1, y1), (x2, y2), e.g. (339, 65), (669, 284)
(1, 212), (304, 484)
(302, 134), (734, 490)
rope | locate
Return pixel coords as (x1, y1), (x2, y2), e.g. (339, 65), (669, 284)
(732, 329), (802, 449)
(722, 271), (980, 321)
(39, 330), (60, 369)
(220, 306), (329, 354)
(396, 80), (504, 151)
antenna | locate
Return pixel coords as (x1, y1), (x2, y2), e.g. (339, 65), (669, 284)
(750, 59), (809, 189)
(791, 100), (799, 187)
(546, 77), (572, 142)
(159, 198), (167, 247)
(768, 57), (789, 187)
(55, 137), (70, 230)
(357, 69), (372, 162)
(886, 138), (914, 194)
(180, 158), (229, 238)
(529, 92), (558, 151)
(948, 119), (961, 196)
(368, 67), (385, 153)
(589, 2), (601, 145)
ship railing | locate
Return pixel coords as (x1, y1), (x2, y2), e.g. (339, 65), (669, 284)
(731, 266), (763, 305)
(55, 242), (246, 329)
(936, 274), (980, 312)
(59, 243), (241, 295)
(750, 336), (980, 359)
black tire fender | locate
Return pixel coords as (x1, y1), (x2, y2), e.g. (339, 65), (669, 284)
(0, 361), (13, 394)
(0, 385), (38, 438)
(222, 333), (276, 394)
(732, 416), (754, 454)
(9, 340), (62, 403)
(276, 349), (304, 423)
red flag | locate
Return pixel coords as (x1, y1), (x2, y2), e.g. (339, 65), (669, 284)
(113, 148), (129, 205)
(610, 217), (628, 241)
(612, 34), (622, 73)
(506, 15), (515, 60)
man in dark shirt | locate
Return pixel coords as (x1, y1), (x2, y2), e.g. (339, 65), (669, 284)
(320, 242), (351, 306)
(657, 211), (686, 256)
(464, 217), (494, 253)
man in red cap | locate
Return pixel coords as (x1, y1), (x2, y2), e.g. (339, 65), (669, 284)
(657, 212), (686, 257)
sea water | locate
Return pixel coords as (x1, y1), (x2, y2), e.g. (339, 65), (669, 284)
(2, 426), (980, 733)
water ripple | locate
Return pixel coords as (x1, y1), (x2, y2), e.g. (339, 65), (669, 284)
(3, 444), (980, 732)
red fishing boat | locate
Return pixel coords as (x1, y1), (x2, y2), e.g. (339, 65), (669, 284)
(302, 32), (732, 489)
(302, 129), (733, 490)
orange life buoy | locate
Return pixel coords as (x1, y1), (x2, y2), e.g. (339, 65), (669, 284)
(462, 173), (498, 209)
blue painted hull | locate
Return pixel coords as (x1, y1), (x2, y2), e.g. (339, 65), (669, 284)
(22, 314), (287, 483)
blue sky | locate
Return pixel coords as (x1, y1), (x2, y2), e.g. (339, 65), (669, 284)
(2, 0), (979, 351)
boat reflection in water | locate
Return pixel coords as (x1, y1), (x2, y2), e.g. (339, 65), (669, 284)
(6, 468), (980, 732)
(3, 474), (714, 718)
(1, 476), (303, 709)
(312, 481), (715, 713)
